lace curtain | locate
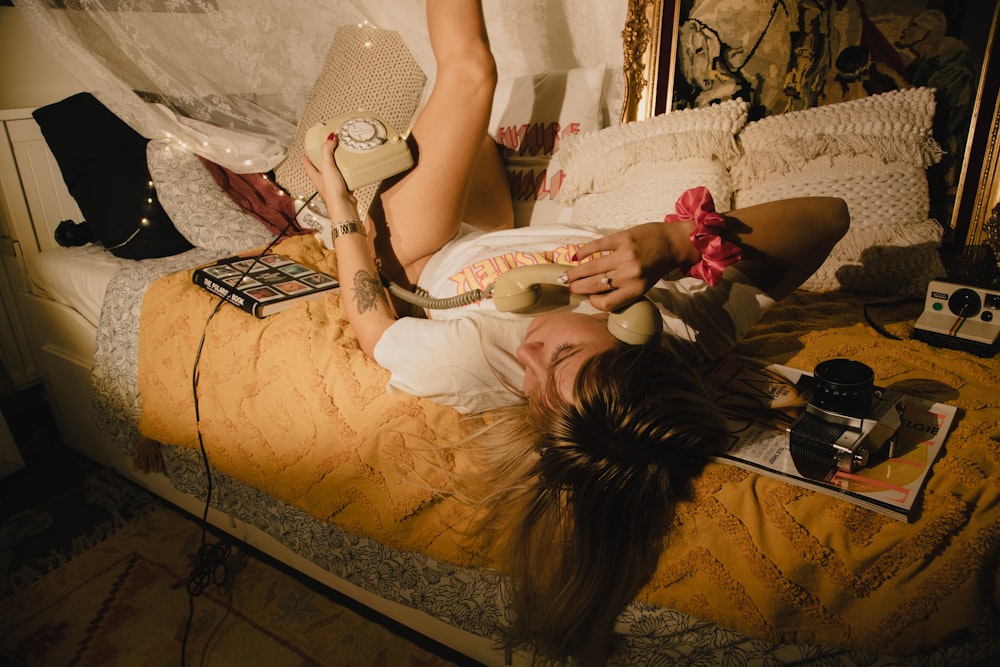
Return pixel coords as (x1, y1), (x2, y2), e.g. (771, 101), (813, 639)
(13, 0), (626, 173)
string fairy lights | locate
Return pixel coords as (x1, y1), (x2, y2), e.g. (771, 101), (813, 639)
(105, 137), (302, 254)
(105, 177), (157, 250)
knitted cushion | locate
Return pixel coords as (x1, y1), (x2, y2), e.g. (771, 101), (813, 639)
(273, 25), (426, 218)
(732, 87), (946, 297)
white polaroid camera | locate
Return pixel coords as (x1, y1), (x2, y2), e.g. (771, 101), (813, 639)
(913, 280), (1000, 357)
(304, 111), (413, 192)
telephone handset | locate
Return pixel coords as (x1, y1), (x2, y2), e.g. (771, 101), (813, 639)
(304, 111), (413, 191)
(491, 264), (663, 345)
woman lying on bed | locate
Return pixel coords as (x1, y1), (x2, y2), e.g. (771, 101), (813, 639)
(303, 1), (848, 663)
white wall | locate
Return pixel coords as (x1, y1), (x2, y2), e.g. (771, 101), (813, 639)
(0, 7), (84, 390)
(0, 6), (84, 110)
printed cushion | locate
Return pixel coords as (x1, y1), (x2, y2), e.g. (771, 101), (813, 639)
(731, 87), (947, 296)
(489, 66), (606, 227)
(554, 99), (748, 234)
(147, 140), (276, 255)
(273, 25), (426, 219)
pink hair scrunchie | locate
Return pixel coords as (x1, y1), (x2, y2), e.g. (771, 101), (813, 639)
(663, 186), (741, 286)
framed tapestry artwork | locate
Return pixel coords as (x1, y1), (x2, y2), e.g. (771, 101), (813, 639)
(622, 0), (1000, 265)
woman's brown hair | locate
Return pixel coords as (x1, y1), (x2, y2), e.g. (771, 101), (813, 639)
(495, 343), (727, 665)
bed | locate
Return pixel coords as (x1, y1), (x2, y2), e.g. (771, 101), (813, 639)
(2, 1), (999, 665)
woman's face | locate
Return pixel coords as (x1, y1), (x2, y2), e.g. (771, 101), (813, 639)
(516, 312), (617, 402)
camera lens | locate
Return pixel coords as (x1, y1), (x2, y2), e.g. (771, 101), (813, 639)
(812, 358), (874, 418)
(948, 288), (981, 318)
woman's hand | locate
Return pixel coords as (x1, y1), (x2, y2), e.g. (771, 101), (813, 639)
(563, 221), (698, 311)
(302, 135), (360, 222)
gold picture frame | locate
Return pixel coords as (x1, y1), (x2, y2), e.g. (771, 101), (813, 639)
(621, 0), (676, 124)
(621, 0), (1000, 265)
(952, 11), (1000, 261)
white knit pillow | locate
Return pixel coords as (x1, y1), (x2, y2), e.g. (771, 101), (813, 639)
(807, 222), (946, 298)
(732, 87), (946, 296)
(555, 99), (747, 234)
(273, 25), (426, 218)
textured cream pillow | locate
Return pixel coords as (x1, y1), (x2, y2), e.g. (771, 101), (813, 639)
(732, 87), (946, 296)
(489, 66), (606, 227)
(554, 99), (748, 234)
(273, 25), (426, 218)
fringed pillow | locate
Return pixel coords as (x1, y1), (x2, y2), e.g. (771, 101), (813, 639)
(732, 87), (946, 297)
(554, 99), (748, 235)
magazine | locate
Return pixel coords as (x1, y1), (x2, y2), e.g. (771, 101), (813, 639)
(707, 355), (957, 522)
(193, 253), (339, 318)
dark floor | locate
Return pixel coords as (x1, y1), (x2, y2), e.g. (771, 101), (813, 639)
(0, 383), (153, 597)
(0, 383), (478, 665)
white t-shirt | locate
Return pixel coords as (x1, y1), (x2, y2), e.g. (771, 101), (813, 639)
(374, 224), (773, 414)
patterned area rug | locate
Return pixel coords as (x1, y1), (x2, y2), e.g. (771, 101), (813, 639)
(0, 503), (469, 666)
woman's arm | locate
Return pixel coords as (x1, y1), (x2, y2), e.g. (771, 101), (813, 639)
(302, 0), (500, 359)
(303, 137), (396, 357)
(564, 196), (849, 309)
(725, 196), (849, 300)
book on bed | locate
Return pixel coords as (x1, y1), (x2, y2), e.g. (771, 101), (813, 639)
(708, 355), (956, 522)
(193, 253), (340, 318)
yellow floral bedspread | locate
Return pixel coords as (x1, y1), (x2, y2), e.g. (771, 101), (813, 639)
(138, 234), (998, 654)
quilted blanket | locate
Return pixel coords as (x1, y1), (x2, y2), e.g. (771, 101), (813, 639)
(137, 234), (999, 655)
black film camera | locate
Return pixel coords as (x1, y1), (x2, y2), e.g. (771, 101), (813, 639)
(786, 359), (904, 473)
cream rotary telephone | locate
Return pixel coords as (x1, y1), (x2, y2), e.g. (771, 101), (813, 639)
(304, 111), (413, 191)
(491, 264), (663, 345)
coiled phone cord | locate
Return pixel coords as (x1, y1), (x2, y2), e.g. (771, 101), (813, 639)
(385, 281), (486, 310)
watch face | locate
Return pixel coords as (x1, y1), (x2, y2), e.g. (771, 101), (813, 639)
(337, 117), (389, 152)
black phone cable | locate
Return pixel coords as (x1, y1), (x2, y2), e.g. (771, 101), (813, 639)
(180, 189), (317, 667)
(863, 296), (921, 341)
(178, 187), (479, 663)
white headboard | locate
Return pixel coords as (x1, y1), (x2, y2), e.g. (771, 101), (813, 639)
(0, 108), (81, 263)
(0, 107), (80, 386)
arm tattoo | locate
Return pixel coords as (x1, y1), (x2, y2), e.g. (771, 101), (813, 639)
(352, 269), (387, 314)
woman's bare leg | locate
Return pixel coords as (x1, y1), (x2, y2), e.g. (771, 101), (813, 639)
(371, 0), (513, 289)
(464, 135), (514, 233)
